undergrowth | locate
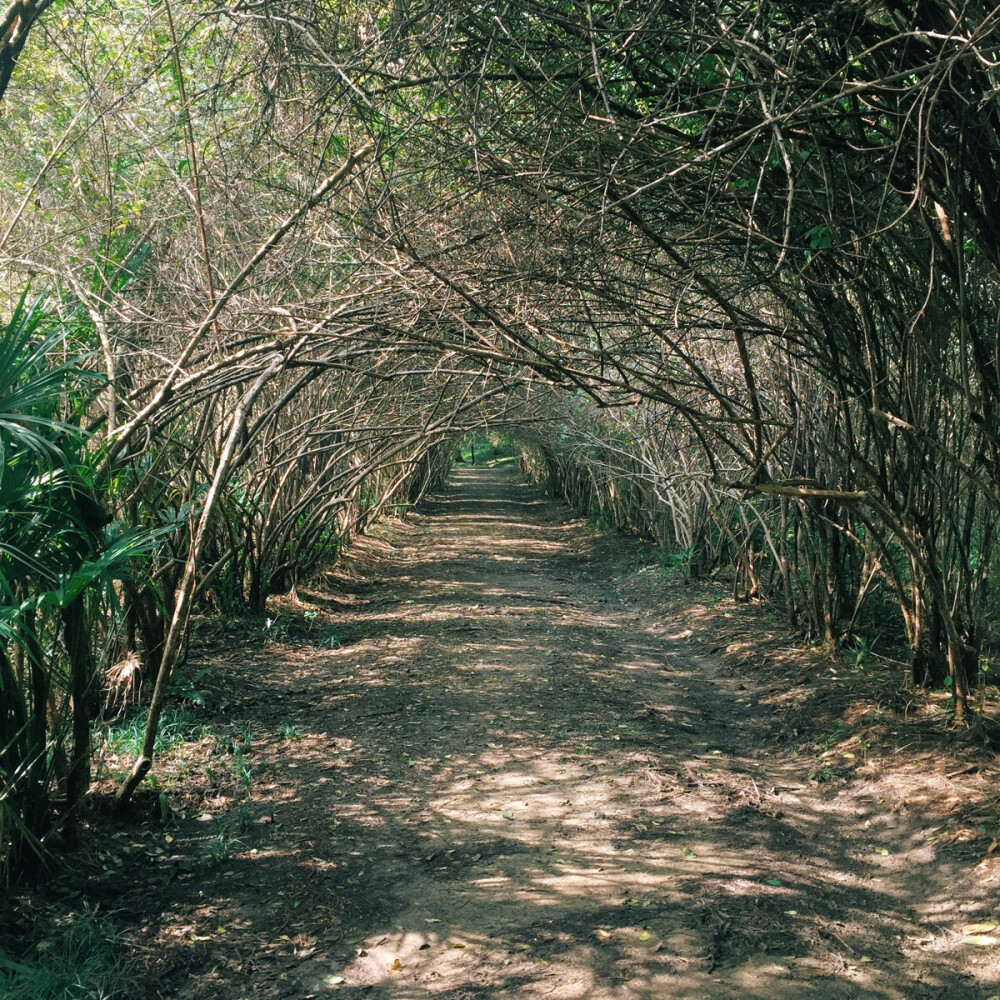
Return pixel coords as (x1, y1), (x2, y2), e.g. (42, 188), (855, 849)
(0, 912), (127, 999)
(101, 706), (209, 759)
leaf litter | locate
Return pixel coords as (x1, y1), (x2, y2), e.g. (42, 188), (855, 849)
(6, 466), (1000, 999)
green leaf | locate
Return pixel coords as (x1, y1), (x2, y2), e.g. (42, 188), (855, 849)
(962, 935), (1000, 946)
(805, 224), (832, 250)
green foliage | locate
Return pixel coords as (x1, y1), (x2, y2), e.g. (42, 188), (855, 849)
(0, 912), (126, 1000)
(816, 720), (854, 754)
(321, 628), (342, 649)
(103, 707), (208, 760)
(660, 545), (696, 579)
(848, 635), (876, 671)
(262, 615), (290, 643)
(207, 819), (245, 866)
(588, 508), (613, 533)
(0, 289), (119, 876)
(168, 666), (212, 708)
(456, 431), (519, 465)
(810, 766), (841, 783)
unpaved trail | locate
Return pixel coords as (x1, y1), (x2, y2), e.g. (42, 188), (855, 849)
(113, 465), (997, 998)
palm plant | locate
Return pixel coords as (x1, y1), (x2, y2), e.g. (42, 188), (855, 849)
(0, 289), (106, 877)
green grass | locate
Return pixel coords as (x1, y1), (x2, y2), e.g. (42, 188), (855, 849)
(102, 706), (209, 759)
(0, 913), (127, 999)
(277, 719), (301, 740)
(207, 819), (246, 865)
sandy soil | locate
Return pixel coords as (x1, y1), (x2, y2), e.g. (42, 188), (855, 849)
(7, 464), (1000, 999)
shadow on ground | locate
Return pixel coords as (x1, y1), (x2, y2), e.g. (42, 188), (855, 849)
(72, 467), (1000, 999)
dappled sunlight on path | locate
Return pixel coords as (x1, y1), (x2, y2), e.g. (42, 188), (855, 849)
(127, 466), (997, 999)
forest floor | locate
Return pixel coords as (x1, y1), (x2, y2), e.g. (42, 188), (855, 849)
(7, 464), (1000, 999)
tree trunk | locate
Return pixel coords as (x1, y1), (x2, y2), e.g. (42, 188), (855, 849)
(62, 596), (95, 820)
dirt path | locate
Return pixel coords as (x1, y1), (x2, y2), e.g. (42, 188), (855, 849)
(41, 465), (1000, 997)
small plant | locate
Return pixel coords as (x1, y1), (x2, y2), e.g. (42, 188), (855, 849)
(849, 635), (876, 671)
(321, 629), (342, 649)
(588, 508), (613, 533)
(977, 822), (999, 851)
(208, 821), (245, 865)
(278, 720), (301, 740)
(232, 803), (254, 834)
(169, 666), (212, 707)
(229, 723), (254, 797)
(232, 722), (253, 749)
(0, 910), (127, 999)
(977, 655), (996, 711)
(234, 748), (252, 792)
(810, 766), (839, 783)
(816, 719), (853, 753)
(263, 616), (289, 643)
(660, 545), (696, 579)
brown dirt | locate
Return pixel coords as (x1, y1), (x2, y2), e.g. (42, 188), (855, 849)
(7, 464), (1000, 998)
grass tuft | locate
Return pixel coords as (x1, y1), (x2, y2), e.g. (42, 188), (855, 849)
(0, 913), (127, 999)
(102, 706), (208, 759)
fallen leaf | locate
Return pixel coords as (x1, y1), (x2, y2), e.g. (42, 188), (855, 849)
(963, 935), (1000, 946)
(326, 975), (345, 986)
(391, 958), (403, 971)
(875, 848), (889, 856)
(639, 930), (652, 942)
(451, 941), (466, 949)
(683, 847), (696, 858)
(502, 809), (515, 820)
(766, 879), (782, 886)
(963, 922), (998, 934)
(594, 929), (612, 941)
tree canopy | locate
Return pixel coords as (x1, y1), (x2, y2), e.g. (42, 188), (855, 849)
(2, 0), (1000, 876)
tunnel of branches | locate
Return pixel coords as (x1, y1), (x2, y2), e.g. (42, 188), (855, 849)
(1, 1), (1000, 877)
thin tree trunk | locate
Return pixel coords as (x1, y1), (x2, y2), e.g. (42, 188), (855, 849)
(62, 596), (95, 820)
(117, 350), (299, 804)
